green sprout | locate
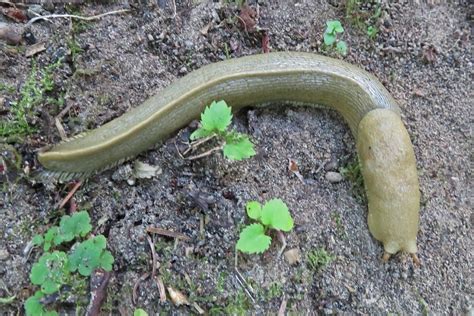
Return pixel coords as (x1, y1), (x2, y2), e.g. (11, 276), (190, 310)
(190, 100), (256, 161)
(307, 248), (334, 272)
(237, 199), (294, 254)
(25, 211), (114, 315)
(323, 20), (348, 56)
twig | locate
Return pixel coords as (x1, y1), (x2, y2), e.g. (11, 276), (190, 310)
(182, 134), (217, 156)
(154, 276), (167, 303)
(277, 296), (287, 316)
(146, 226), (191, 241)
(86, 269), (111, 316)
(132, 272), (150, 305)
(56, 180), (82, 210)
(26, 8), (130, 27)
(185, 145), (224, 160)
(276, 230), (287, 258)
(54, 117), (67, 140)
(146, 235), (158, 278)
(233, 268), (256, 303)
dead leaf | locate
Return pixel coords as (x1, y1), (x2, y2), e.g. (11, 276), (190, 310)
(288, 158), (304, 183)
(421, 44), (437, 64)
(133, 161), (162, 179)
(238, 5), (257, 32)
(167, 287), (189, 306)
(200, 22), (212, 35)
(25, 41), (46, 57)
(284, 248), (301, 265)
(2, 7), (27, 22)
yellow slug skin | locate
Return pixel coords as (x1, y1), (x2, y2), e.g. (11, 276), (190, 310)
(38, 52), (421, 257)
(356, 109), (420, 254)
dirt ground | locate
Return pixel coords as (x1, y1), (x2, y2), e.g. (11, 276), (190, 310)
(0, 0), (472, 315)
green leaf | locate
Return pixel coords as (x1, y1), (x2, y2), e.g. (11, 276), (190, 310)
(323, 32), (336, 46)
(68, 235), (113, 276)
(190, 127), (214, 140)
(200, 100), (232, 133)
(99, 250), (114, 271)
(260, 199), (294, 232)
(223, 136), (255, 160)
(336, 41), (348, 56)
(43, 227), (59, 251)
(326, 20), (344, 33)
(58, 210), (92, 243)
(134, 309), (149, 316)
(246, 201), (262, 220)
(236, 223), (272, 254)
(367, 26), (378, 39)
(32, 235), (44, 247)
(30, 251), (69, 294)
(25, 291), (58, 316)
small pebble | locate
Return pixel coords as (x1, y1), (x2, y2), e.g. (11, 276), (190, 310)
(179, 66), (188, 74)
(0, 248), (9, 261)
(324, 159), (339, 171)
(326, 171), (343, 183)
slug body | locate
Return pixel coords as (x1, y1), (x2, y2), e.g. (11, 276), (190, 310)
(38, 52), (420, 257)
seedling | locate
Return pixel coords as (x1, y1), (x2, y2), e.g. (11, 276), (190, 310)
(0, 58), (64, 139)
(25, 211), (114, 316)
(188, 100), (256, 161)
(345, 0), (382, 40)
(323, 20), (348, 56)
(307, 248), (334, 272)
(237, 199), (294, 254)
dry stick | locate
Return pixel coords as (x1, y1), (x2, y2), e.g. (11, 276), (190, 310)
(56, 180), (82, 210)
(132, 272), (150, 305)
(86, 270), (111, 316)
(146, 226), (191, 241)
(26, 8), (130, 27)
(146, 235), (158, 278)
(277, 296), (287, 316)
(185, 145), (224, 160)
(276, 230), (287, 258)
(182, 134), (217, 156)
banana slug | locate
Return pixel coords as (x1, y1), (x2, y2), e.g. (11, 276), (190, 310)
(38, 52), (420, 260)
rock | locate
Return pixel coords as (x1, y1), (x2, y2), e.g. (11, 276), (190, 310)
(284, 248), (301, 265)
(326, 171), (343, 183)
(0, 248), (9, 260)
(324, 159), (338, 171)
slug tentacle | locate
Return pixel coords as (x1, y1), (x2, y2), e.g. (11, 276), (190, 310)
(37, 52), (420, 257)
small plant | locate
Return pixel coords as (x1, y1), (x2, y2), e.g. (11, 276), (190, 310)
(237, 199), (294, 254)
(307, 248), (334, 272)
(134, 308), (149, 316)
(340, 159), (365, 203)
(345, 0), (382, 40)
(190, 100), (256, 161)
(25, 211), (114, 316)
(1, 58), (64, 138)
(323, 20), (348, 56)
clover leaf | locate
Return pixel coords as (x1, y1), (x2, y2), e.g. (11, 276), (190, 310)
(58, 211), (92, 243)
(68, 235), (114, 276)
(30, 251), (69, 294)
(24, 291), (58, 316)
